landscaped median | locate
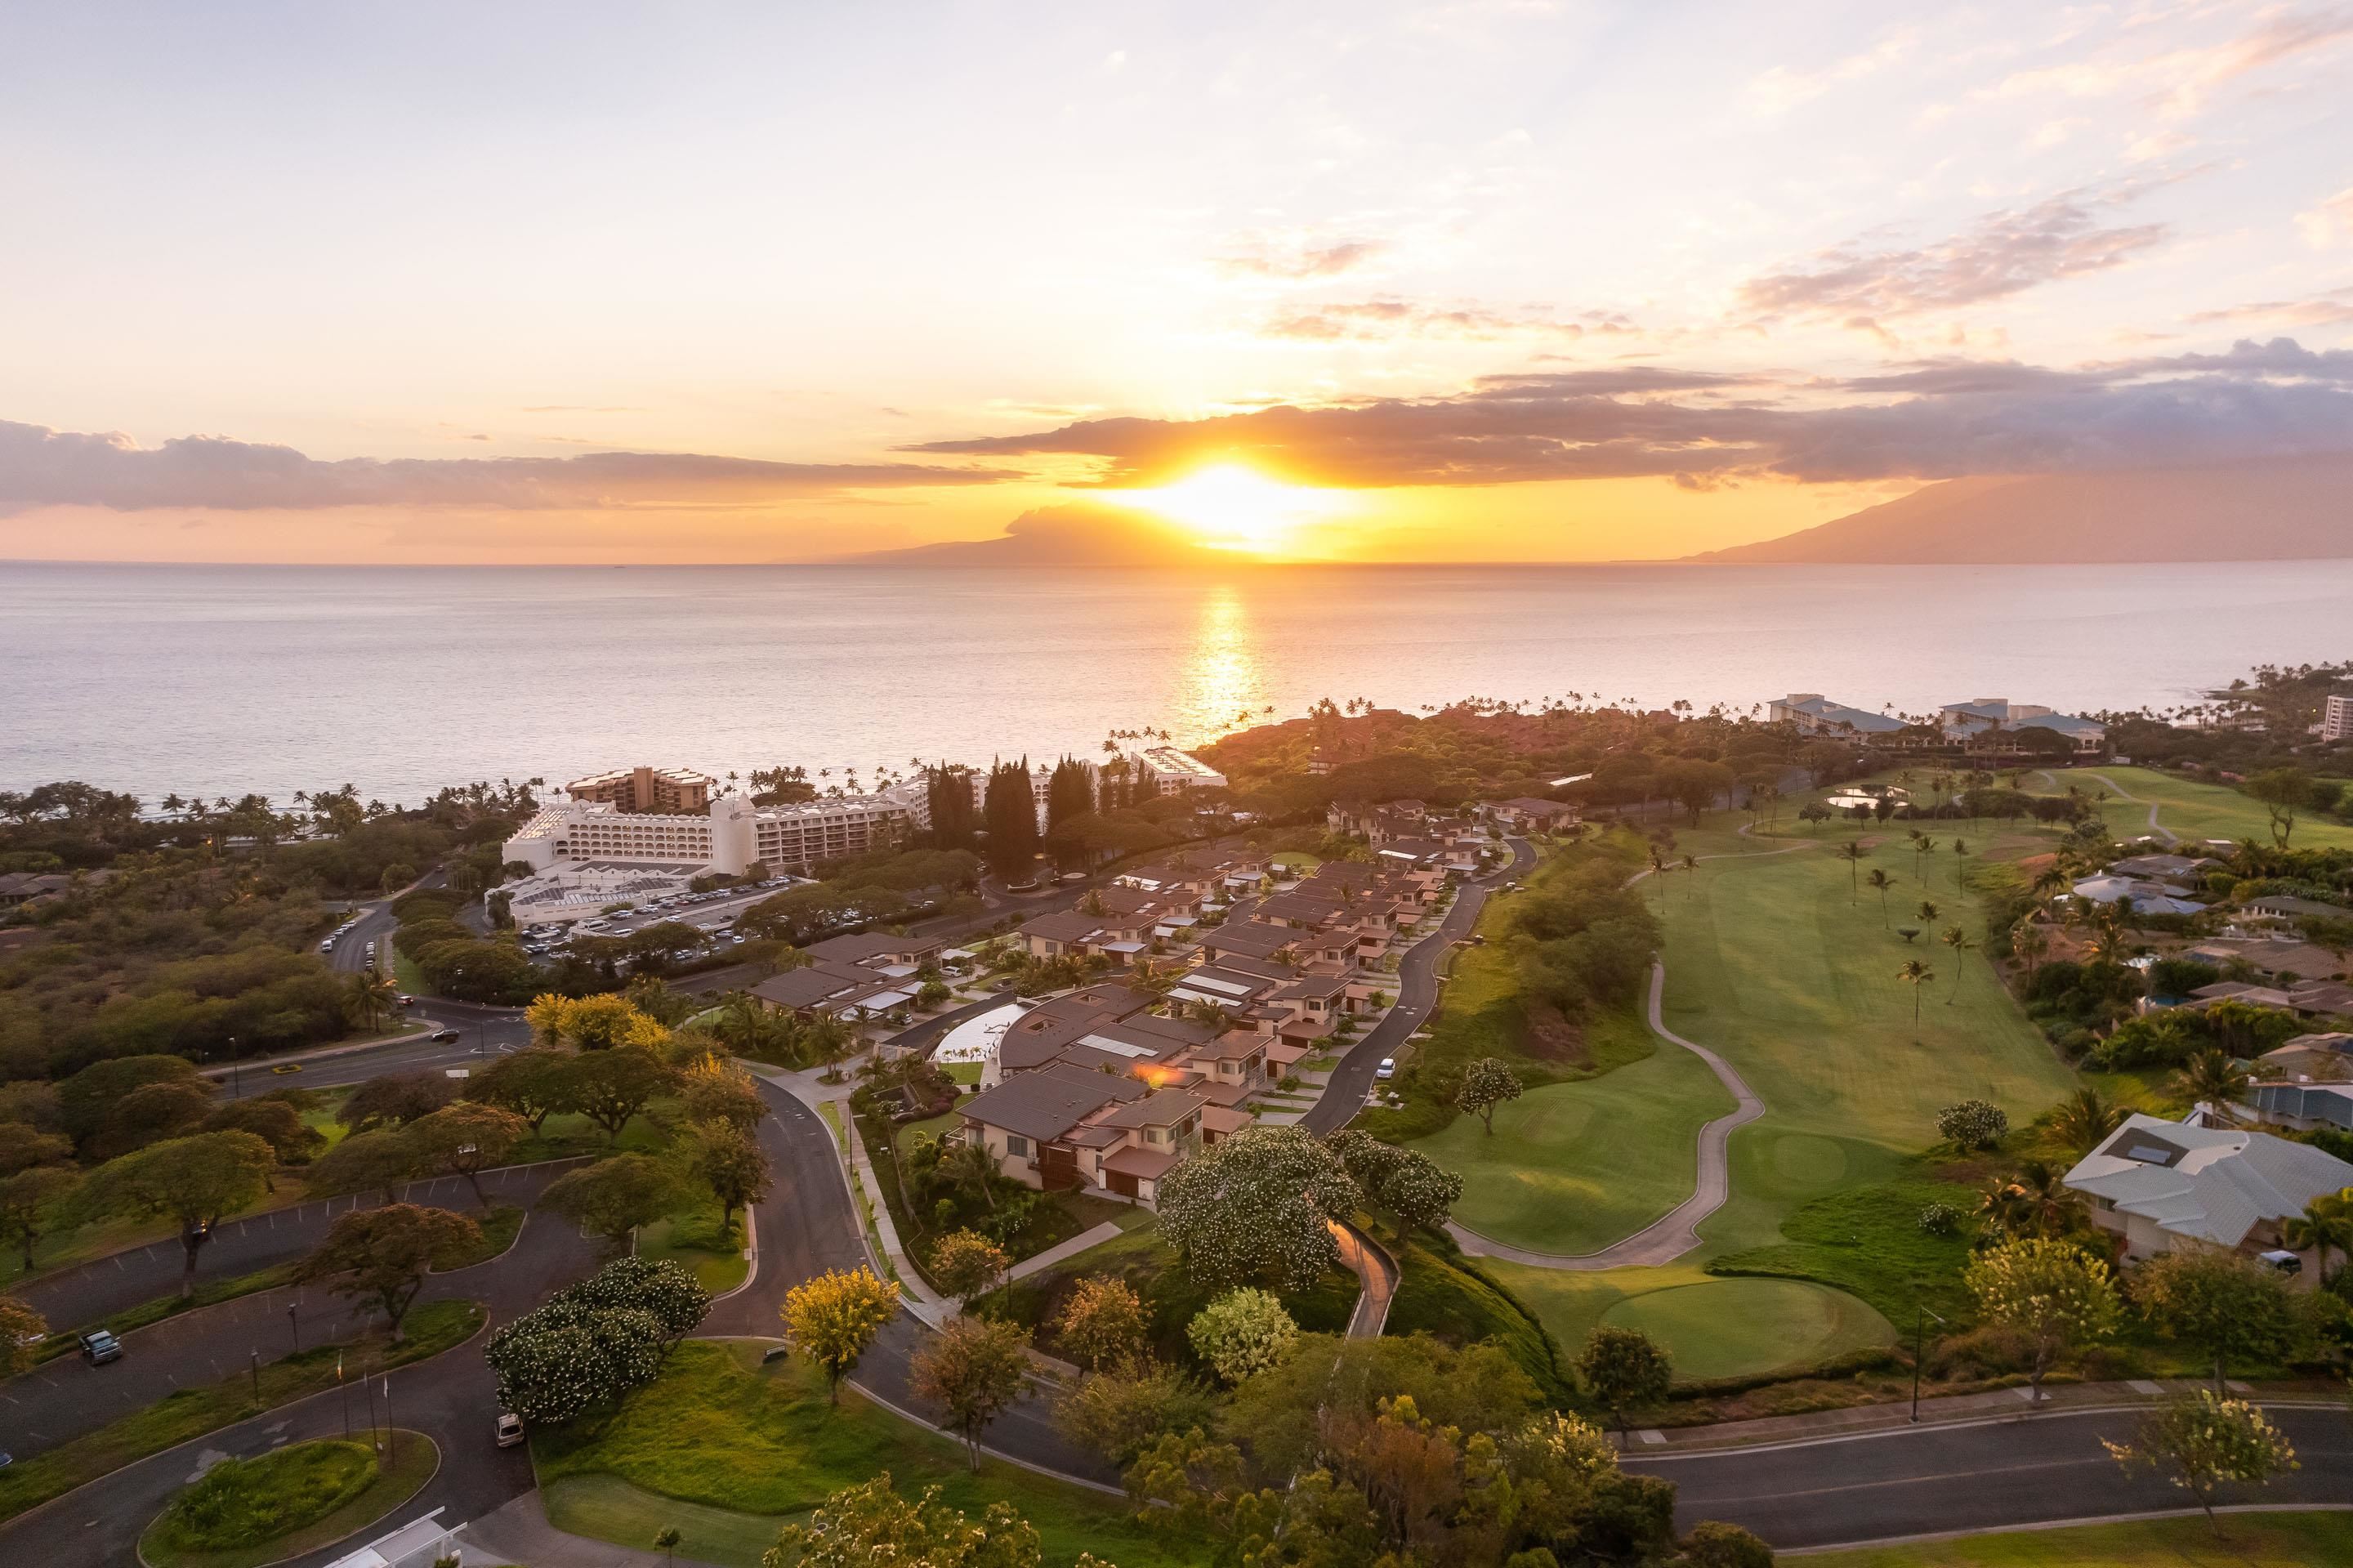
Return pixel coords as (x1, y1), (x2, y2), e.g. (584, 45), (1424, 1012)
(136, 1431), (438, 1568)
(0, 1298), (482, 1525)
(528, 1340), (1205, 1568)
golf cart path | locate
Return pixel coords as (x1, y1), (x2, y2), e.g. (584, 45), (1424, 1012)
(1447, 958), (1765, 1271)
(2039, 769), (2177, 845)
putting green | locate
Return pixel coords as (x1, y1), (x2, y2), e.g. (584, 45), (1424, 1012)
(1600, 1276), (1894, 1382)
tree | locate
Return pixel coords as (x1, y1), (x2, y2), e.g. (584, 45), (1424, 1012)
(1835, 840), (1867, 902)
(0, 1122), (71, 1178)
(346, 969), (396, 1033)
(983, 759), (1041, 882)
(76, 1130), (275, 1298)
(678, 1055), (766, 1131)
(338, 1070), (458, 1132)
(2174, 1049), (2250, 1124)
(654, 1526), (682, 1566)
(201, 1098), (326, 1167)
(1896, 958), (1935, 1034)
(484, 1298), (667, 1424)
(541, 1153), (678, 1245)
(469, 1045), (577, 1134)
(306, 1126), (424, 1204)
(567, 1046), (675, 1141)
(1155, 1125), (1360, 1293)
(1964, 1237), (2121, 1401)
(1046, 755), (1096, 830)
(1937, 925), (1976, 1005)
(2246, 767), (2318, 850)
(2282, 1186), (2353, 1281)
(2132, 1245), (2301, 1393)
(761, 1474), (1098, 1568)
(1052, 1357), (1218, 1467)
(1864, 867), (1896, 925)
(1936, 1100), (2008, 1151)
(1576, 1325), (1672, 1440)
(1454, 1057), (1525, 1135)
(292, 1202), (480, 1341)
(926, 766), (980, 854)
(1683, 1521), (1775, 1568)
(1186, 1288), (1298, 1385)
(560, 1254), (712, 1358)
(909, 1314), (1034, 1472)
(1051, 1275), (1150, 1374)
(0, 1293), (46, 1375)
(56, 1055), (206, 1150)
(782, 1266), (901, 1405)
(1976, 1159), (2086, 1240)
(685, 1118), (772, 1239)
(2047, 1085), (2127, 1155)
(407, 1101), (527, 1208)
(928, 1228), (1010, 1312)
(1372, 1147), (1463, 1242)
(0, 1165), (78, 1271)
(2104, 1390), (2297, 1534)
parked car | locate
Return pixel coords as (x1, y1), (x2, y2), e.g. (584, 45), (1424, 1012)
(431, 1028), (462, 1043)
(2258, 1249), (2303, 1274)
(495, 1412), (525, 1448)
(1374, 1058), (1396, 1081)
(79, 1330), (123, 1365)
(395, 994), (414, 1007)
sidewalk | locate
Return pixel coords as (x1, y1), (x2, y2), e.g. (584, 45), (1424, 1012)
(1627, 1376), (2341, 1454)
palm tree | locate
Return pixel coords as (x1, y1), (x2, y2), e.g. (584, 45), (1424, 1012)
(1865, 868), (1896, 926)
(1917, 899), (1940, 928)
(346, 969), (395, 1032)
(1950, 837), (1970, 891)
(1937, 926), (1975, 1003)
(2011, 917), (2050, 981)
(940, 1134), (1001, 1213)
(1681, 853), (1699, 898)
(1978, 1160), (2084, 1239)
(2174, 1048), (2250, 1124)
(1837, 841), (1868, 903)
(2281, 1188), (2353, 1281)
(2048, 1085), (2127, 1155)
(1896, 958), (1934, 1035)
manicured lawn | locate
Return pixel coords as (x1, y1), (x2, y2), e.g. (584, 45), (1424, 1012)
(531, 1342), (1207, 1568)
(2073, 764), (2353, 851)
(638, 1210), (750, 1295)
(1415, 1021), (1730, 1254)
(0, 1299), (480, 1523)
(1801, 1510), (2353, 1566)
(1597, 1275), (1893, 1382)
(141, 1432), (438, 1568)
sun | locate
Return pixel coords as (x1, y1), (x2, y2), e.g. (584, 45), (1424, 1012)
(1107, 463), (1352, 555)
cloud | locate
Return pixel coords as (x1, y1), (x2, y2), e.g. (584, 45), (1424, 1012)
(1739, 187), (2168, 323)
(1989, 8), (2353, 119)
(908, 338), (2353, 488)
(1257, 298), (1636, 343)
(1215, 236), (1386, 280)
(2189, 288), (2353, 329)
(1746, 29), (1917, 116)
(2297, 186), (2353, 248)
(0, 422), (1012, 515)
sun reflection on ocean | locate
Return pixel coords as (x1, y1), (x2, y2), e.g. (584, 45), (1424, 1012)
(1172, 585), (1271, 744)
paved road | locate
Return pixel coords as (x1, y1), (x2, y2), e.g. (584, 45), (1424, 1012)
(1300, 836), (1533, 1137)
(1449, 958), (1766, 1270)
(0, 1176), (600, 1568)
(213, 1002), (533, 1101)
(1631, 1402), (2353, 1548)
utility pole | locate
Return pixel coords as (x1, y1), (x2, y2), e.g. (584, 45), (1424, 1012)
(1910, 1304), (1947, 1423)
(248, 1349), (260, 1405)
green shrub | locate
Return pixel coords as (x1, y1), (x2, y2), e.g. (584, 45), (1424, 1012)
(151, 1439), (375, 1551)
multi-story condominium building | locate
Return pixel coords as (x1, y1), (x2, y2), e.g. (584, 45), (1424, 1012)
(2323, 693), (2353, 743)
(564, 765), (718, 815)
(504, 792), (909, 877)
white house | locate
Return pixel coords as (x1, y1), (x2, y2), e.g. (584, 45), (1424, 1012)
(2062, 1112), (2353, 1262)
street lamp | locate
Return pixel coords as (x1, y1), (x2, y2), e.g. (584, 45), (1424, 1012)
(228, 1035), (239, 1097)
(1909, 1304), (1947, 1423)
(287, 1302), (299, 1354)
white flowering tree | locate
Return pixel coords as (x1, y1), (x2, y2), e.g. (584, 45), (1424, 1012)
(1187, 1288), (1298, 1385)
(1156, 1126), (1359, 1293)
(1454, 1058), (1524, 1134)
(1936, 1100), (2009, 1151)
(1325, 1129), (1461, 1243)
(2105, 1390), (2298, 1532)
(560, 1253), (711, 1359)
(484, 1299), (668, 1424)
(1963, 1236), (2121, 1402)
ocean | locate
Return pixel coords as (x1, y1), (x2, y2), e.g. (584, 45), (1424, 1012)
(7, 559), (2353, 804)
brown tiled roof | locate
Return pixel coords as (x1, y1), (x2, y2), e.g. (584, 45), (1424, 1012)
(1101, 1145), (1178, 1179)
(1099, 1086), (1208, 1128)
(960, 1063), (1132, 1141)
(752, 963), (883, 1010)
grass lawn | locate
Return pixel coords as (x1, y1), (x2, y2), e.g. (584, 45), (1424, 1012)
(531, 1341), (1207, 1568)
(639, 1209), (751, 1295)
(433, 1203), (525, 1271)
(1444, 815), (2075, 1386)
(140, 1433), (438, 1568)
(0, 1299), (480, 1523)
(2067, 764), (2353, 851)
(1800, 1511), (2353, 1566)
(940, 1061), (984, 1087)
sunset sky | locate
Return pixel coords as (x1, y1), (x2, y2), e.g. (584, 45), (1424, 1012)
(4, 2), (2351, 564)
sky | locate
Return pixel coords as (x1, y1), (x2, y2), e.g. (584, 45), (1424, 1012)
(2, 1), (2351, 564)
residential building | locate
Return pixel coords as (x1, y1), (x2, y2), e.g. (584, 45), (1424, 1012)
(749, 931), (942, 1021)
(564, 766), (717, 815)
(2061, 1112), (2353, 1261)
(504, 792), (910, 878)
(1488, 797), (1581, 832)
(2247, 1079), (2353, 1133)
(1768, 694), (1906, 735)
(2323, 693), (2353, 744)
(1939, 699), (2107, 755)
(1133, 747), (1226, 793)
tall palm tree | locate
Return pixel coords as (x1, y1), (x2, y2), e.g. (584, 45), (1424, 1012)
(1917, 899), (1940, 928)
(2048, 1086), (2127, 1155)
(346, 969), (395, 1032)
(2174, 1048), (2250, 1124)
(1938, 926), (1975, 1003)
(2281, 1188), (2353, 1281)
(1950, 837), (1970, 891)
(1865, 868), (1897, 926)
(1897, 958), (1934, 1035)
(940, 1134), (1001, 1213)
(2011, 918), (2050, 981)
(1837, 841), (1868, 904)
(1681, 853), (1699, 898)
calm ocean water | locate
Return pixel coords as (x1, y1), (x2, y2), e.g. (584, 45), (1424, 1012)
(7, 560), (2353, 803)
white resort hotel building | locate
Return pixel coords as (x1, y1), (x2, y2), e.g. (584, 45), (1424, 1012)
(505, 775), (912, 880)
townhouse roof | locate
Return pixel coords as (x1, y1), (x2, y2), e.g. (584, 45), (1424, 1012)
(2061, 1112), (2353, 1248)
(1271, 972), (1350, 1002)
(751, 963), (885, 1010)
(960, 1061), (1141, 1141)
(2110, 854), (2217, 879)
(1494, 797), (1578, 818)
(1190, 1031), (1267, 1061)
(1098, 1086), (1208, 1129)
(1020, 910), (1111, 945)
(1256, 893), (1346, 926)
(2248, 1082), (2353, 1131)
(800, 931), (940, 967)
(1196, 922), (1299, 961)
(1101, 1145), (1179, 1180)
(2246, 895), (2350, 919)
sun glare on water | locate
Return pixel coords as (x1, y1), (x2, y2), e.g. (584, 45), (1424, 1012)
(1110, 463), (1352, 556)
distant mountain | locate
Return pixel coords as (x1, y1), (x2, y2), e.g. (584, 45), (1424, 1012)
(1686, 456), (2353, 564)
(850, 503), (1233, 567)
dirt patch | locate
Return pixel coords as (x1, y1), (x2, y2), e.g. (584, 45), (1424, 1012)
(1520, 1003), (1590, 1065)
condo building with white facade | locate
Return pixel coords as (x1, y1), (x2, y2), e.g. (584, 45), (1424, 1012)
(505, 791), (910, 878)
